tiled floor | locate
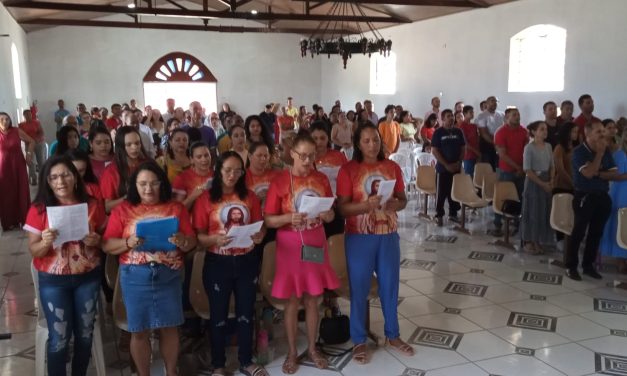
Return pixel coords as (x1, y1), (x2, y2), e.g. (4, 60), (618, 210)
(2, 199), (627, 375)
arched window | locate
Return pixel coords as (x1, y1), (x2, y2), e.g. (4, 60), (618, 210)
(370, 52), (397, 95)
(143, 52), (218, 114)
(11, 43), (23, 100)
(508, 24), (566, 93)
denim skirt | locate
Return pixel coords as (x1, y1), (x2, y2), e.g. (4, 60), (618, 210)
(119, 263), (184, 333)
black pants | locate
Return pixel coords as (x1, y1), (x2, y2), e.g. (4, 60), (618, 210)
(203, 251), (261, 369)
(552, 188), (574, 241)
(479, 138), (498, 171)
(564, 191), (612, 271)
(436, 170), (460, 218)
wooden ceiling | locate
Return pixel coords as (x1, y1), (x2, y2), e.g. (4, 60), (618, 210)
(2, 0), (517, 35)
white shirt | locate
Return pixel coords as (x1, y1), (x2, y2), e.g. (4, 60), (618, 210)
(138, 123), (156, 159)
(476, 110), (505, 136)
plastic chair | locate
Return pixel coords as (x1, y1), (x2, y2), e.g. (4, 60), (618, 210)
(112, 270), (129, 332)
(189, 251), (210, 320)
(473, 163), (493, 188)
(415, 165), (437, 219)
(104, 254), (118, 290)
(451, 173), (489, 234)
(549, 193), (574, 267)
(260, 241), (291, 310)
(416, 152), (436, 167)
(482, 172), (497, 202)
(490, 181), (520, 250)
(389, 152), (412, 186)
(32, 262), (106, 376)
(327, 234), (380, 345)
(617, 208), (627, 249)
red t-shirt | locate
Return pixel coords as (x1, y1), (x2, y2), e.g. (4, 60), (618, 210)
(103, 201), (194, 270)
(336, 159), (404, 235)
(18, 120), (44, 143)
(574, 113), (601, 140)
(264, 169), (333, 230)
(24, 200), (106, 274)
(105, 117), (122, 131)
(192, 191), (262, 255)
(316, 150), (348, 168)
(172, 168), (213, 199)
(89, 157), (113, 181)
(458, 122), (480, 160)
(420, 126), (435, 142)
(494, 125), (529, 173)
(99, 161), (144, 200)
(245, 168), (278, 211)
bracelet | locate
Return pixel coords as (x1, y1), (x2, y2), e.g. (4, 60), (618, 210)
(125, 237), (132, 249)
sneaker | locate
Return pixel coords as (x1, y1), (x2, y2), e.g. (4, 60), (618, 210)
(448, 215), (460, 224)
(565, 269), (582, 281)
(583, 269), (603, 280)
(434, 216), (443, 227)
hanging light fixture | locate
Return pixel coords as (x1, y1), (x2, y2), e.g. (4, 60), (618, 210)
(299, 2), (392, 69)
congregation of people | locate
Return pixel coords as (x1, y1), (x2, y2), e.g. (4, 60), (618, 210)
(0, 92), (626, 376)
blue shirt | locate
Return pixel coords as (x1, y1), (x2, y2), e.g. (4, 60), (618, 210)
(54, 109), (70, 127)
(182, 124), (217, 148)
(431, 126), (466, 173)
(572, 142), (617, 193)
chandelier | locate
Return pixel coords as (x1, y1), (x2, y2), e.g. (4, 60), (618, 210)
(299, 2), (392, 69)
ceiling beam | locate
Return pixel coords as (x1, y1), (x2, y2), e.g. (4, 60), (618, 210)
(290, 0), (487, 7)
(165, 0), (188, 10)
(3, 0), (408, 23)
(18, 17), (358, 34)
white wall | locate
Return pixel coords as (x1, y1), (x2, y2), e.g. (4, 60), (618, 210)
(0, 3), (31, 124)
(321, 0), (627, 124)
(27, 24), (321, 141)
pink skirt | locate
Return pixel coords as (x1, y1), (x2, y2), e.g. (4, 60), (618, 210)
(271, 226), (340, 299)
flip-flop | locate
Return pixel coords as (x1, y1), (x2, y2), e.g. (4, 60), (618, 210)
(281, 353), (299, 374)
(386, 338), (415, 357)
(308, 349), (328, 369)
(240, 364), (269, 376)
(352, 343), (370, 365)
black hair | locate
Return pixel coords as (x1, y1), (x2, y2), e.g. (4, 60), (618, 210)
(505, 107), (519, 116)
(557, 122), (576, 152)
(561, 100), (574, 108)
(578, 94), (592, 107)
(189, 141), (210, 158)
(462, 105), (474, 114)
(166, 117), (180, 131)
(209, 151), (248, 203)
(248, 141), (270, 156)
(526, 120), (544, 134)
(602, 118), (616, 127)
(22, 109), (31, 116)
(65, 149), (98, 184)
(111, 103), (121, 111)
(126, 161), (172, 205)
(543, 101), (557, 112)
(352, 122), (385, 162)
(441, 109), (453, 118)
(309, 120), (332, 148)
(55, 125), (80, 156)
(88, 124), (114, 155)
(399, 111), (410, 122)
(166, 128), (189, 159)
(244, 115), (274, 151)
(384, 104), (395, 115)
(292, 128), (316, 150)
(346, 110), (356, 120)
(425, 113), (438, 128)
(113, 126), (147, 198)
(33, 155), (90, 212)
(228, 124), (246, 138)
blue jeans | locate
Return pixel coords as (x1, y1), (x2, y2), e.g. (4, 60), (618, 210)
(38, 267), (101, 376)
(345, 233), (400, 344)
(463, 159), (476, 176)
(494, 170), (524, 228)
(203, 251), (260, 369)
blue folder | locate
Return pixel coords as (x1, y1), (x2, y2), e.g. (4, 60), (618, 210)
(135, 216), (179, 252)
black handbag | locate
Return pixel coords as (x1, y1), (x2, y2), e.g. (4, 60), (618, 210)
(319, 314), (350, 345)
(501, 199), (521, 217)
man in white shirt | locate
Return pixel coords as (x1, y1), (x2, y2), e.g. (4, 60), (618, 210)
(364, 99), (379, 124)
(475, 95), (505, 170)
(424, 96), (442, 125)
(162, 98), (176, 124)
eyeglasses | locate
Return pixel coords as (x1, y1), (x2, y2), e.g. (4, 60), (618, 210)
(137, 181), (161, 189)
(291, 150), (316, 161)
(48, 172), (74, 182)
(221, 168), (244, 177)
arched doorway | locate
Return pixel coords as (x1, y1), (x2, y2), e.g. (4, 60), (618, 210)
(143, 51), (218, 114)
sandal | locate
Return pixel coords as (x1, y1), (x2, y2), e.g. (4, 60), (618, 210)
(211, 368), (226, 376)
(281, 353), (299, 375)
(308, 349), (328, 369)
(386, 338), (415, 357)
(352, 343), (370, 365)
(240, 364), (269, 376)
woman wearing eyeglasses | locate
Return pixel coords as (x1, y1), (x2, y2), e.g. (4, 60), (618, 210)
(336, 122), (414, 364)
(102, 161), (197, 376)
(24, 155), (106, 376)
(192, 151), (267, 376)
(264, 131), (339, 374)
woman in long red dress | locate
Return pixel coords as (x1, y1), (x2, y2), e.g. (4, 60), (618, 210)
(0, 112), (35, 230)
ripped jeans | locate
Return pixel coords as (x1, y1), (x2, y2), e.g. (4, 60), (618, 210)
(38, 267), (101, 376)
(203, 251), (260, 369)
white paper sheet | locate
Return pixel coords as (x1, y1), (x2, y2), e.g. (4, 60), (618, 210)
(318, 166), (341, 195)
(376, 179), (397, 205)
(223, 221), (264, 249)
(46, 203), (89, 248)
(298, 196), (335, 219)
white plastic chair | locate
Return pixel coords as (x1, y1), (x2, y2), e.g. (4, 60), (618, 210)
(31, 262), (106, 376)
(389, 152), (412, 186)
(617, 207), (627, 249)
(416, 152), (436, 167)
